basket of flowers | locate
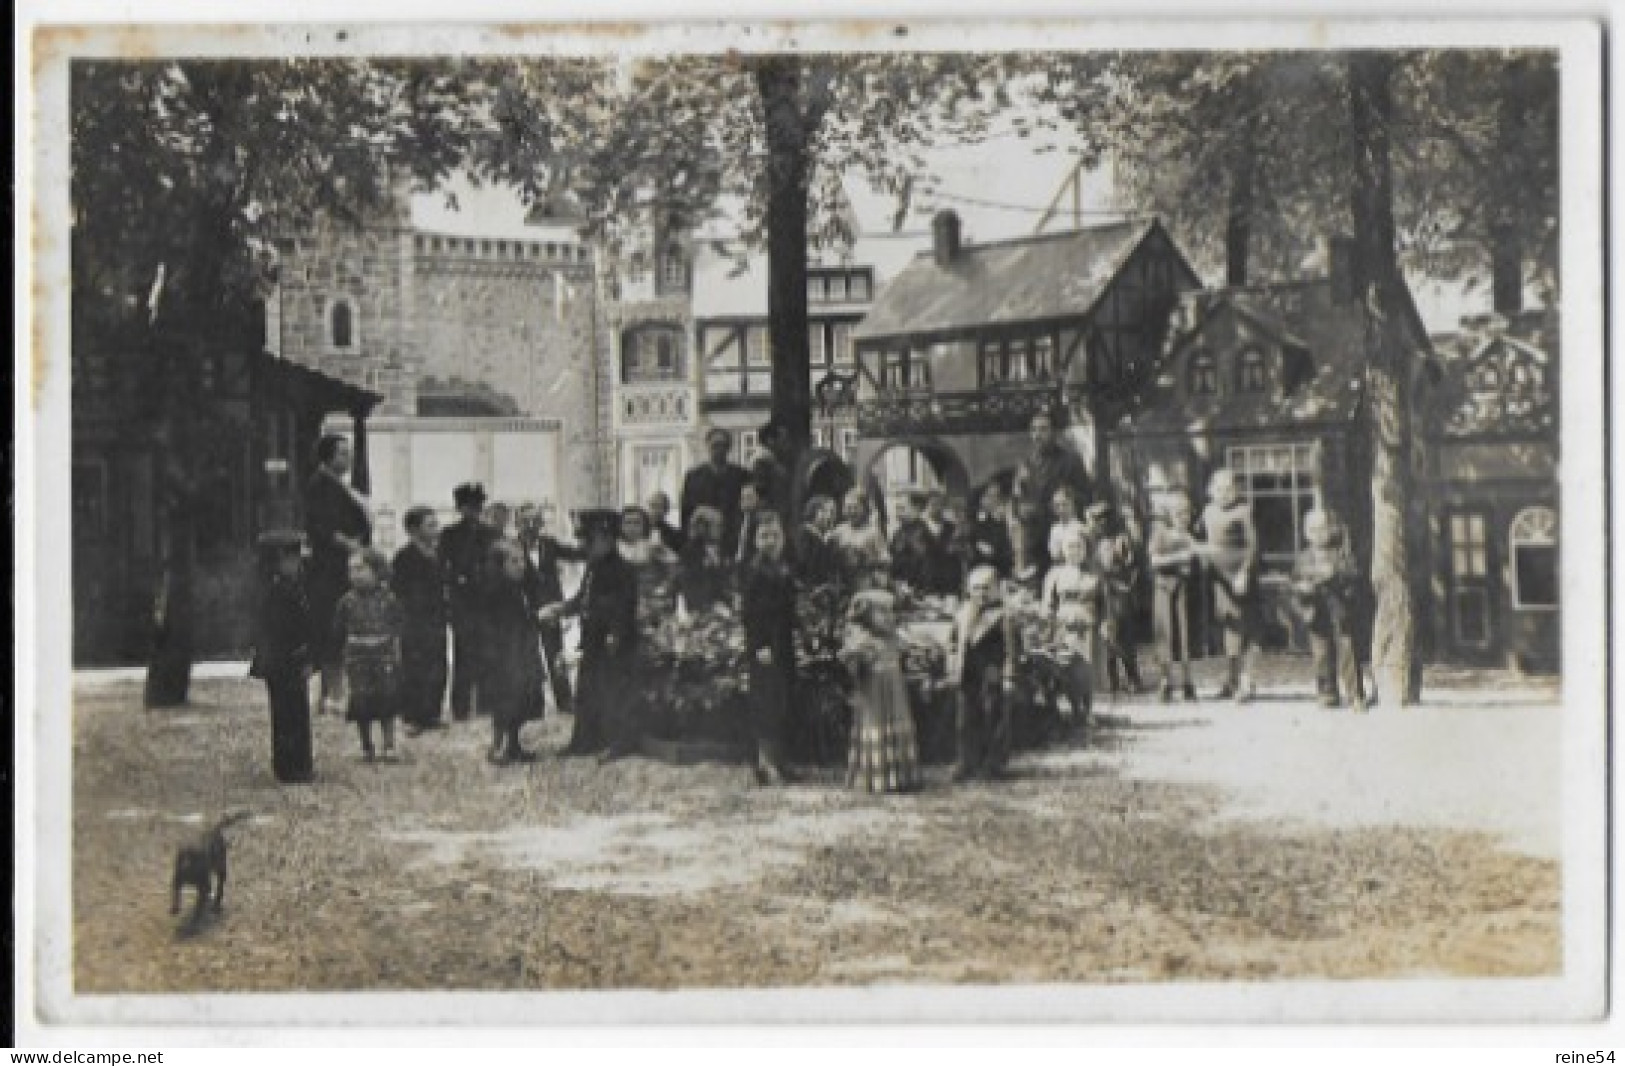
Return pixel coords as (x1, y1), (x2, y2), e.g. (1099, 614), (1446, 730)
(640, 601), (750, 751)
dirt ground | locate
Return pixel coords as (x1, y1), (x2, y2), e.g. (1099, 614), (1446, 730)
(68, 657), (1561, 992)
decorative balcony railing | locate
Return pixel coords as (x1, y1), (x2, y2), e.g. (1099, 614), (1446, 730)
(856, 382), (1086, 437)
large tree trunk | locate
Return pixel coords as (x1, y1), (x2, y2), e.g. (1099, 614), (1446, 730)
(1224, 81), (1257, 287)
(1348, 51), (1425, 705)
(754, 57), (815, 482)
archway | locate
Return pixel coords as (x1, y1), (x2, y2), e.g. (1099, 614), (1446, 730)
(861, 436), (972, 534)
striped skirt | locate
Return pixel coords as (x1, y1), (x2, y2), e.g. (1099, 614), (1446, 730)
(846, 663), (921, 794)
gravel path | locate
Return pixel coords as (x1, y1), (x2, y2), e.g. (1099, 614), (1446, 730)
(68, 661), (1561, 992)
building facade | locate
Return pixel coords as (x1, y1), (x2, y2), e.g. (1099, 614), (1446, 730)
(1424, 311), (1560, 672)
(850, 212), (1203, 514)
(271, 192), (606, 535)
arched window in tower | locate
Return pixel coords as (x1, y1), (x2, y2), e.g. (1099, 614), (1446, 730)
(331, 300), (356, 350)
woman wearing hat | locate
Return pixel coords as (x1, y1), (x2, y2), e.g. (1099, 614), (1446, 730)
(543, 509), (640, 759)
(304, 434), (372, 716)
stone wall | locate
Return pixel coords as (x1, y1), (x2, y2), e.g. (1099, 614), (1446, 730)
(276, 215), (609, 512)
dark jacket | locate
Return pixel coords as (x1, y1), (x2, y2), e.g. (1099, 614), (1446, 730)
(654, 519), (686, 554)
(680, 461), (752, 557)
(438, 517), (497, 617)
(481, 578), (547, 727)
(677, 540), (734, 614)
(391, 542), (447, 633)
(250, 575), (312, 679)
(562, 550), (638, 657)
(304, 469), (372, 577)
(964, 510), (1015, 579)
(742, 558), (797, 668)
(793, 525), (841, 588)
(521, 533), (583, 606)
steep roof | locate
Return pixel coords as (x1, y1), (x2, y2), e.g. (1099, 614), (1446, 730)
(1428, 311), (1559, 438)
(852, 218), (1173, 341)
(1124, 280), (1377, 435)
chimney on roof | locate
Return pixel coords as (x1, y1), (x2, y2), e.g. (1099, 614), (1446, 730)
(932, 210), (962, 267)
(1490, 221), (1524, 315)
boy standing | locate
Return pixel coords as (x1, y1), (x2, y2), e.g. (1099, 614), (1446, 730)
(1292, 508), (1368, 712)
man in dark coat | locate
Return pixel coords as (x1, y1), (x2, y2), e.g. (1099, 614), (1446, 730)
(544, 510), (640, 760)
(438, 482), (497, 720)
(680, 427), (752, 559)
(391, 506), (449, 734)
(515, 503), (584, 716)
(1013, 410), (1092, 584)
(920, 489), (962, 596)
(303, 433), (372, 714)
(963, 480), (1015, 580)
(250, 531), (315, 783)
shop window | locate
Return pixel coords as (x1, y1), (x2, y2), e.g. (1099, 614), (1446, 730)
(1226, 442), (1318, 569)
(1510, 506), (1558, 610)
(1239, 347), (1268, 391)
(620, 325), (686, 383)
(1190, 351), (1218, 395)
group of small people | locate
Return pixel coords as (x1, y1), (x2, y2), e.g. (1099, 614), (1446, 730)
(249, 414), (1371, 793)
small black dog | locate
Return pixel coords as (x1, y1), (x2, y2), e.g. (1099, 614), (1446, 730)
(170, 810), (251, 926)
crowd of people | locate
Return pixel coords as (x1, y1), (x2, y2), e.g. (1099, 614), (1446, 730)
(249, 413), (1372, 793)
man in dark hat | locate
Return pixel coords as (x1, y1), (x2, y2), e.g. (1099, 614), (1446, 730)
(680, 427), (752, 559)
(439, 482), (497, 720)
(543, 509), (640, 760)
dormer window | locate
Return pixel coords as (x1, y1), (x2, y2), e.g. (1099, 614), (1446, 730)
(1239, 347), (1267, 392)
(1190, 351), (1218, 395)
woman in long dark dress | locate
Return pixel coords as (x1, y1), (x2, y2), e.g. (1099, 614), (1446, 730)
(481, 539), (548, 763)
(743, 515), (796, 785)
(249, 532), (315, 783)
(304, 433), (372, 715)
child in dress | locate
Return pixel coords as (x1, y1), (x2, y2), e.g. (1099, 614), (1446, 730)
(482, 539), (548, 763)
(249, 531), (314, 783)
(1292, 508), (1368, 712)
(948, 567), (1021, 781)
(743, 515), (796, 785)
(831, 487), (891, 590)
(841, 589), (921, 794)
(1041, 526), (1105, 735)
(332, 548), (404, 761)
(1148, 492), (1200, 702)
(1046, 486), (1089, 573)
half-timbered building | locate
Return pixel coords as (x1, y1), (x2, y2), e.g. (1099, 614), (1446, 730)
(1423, 310), (1559, 672)
(849, 211), (1203, 510)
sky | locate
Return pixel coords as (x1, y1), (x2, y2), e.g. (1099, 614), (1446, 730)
(412, 128), (1489, 335)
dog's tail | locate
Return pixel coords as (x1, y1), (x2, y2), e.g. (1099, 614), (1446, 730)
(212, 809), (254, 834)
